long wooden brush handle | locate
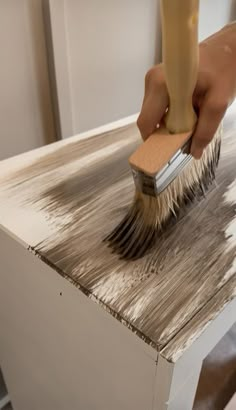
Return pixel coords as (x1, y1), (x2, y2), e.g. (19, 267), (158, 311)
(129, 0), (200, 175)
(161, 0), (199, 133)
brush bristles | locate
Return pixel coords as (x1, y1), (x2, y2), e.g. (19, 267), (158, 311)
(105, 125), (222, 260)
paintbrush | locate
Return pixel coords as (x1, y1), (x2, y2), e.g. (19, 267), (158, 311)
(105, 0), (222, 259)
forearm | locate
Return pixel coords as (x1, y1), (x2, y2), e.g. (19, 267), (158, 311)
(199, 21), (236, 104)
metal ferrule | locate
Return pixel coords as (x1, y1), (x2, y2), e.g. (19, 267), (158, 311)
(131, 141), (193, 197)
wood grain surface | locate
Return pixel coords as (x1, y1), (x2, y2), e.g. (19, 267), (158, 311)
(0, 108), (235, 356)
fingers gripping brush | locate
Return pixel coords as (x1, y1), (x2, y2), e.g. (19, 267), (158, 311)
(105, 0), (222, 260)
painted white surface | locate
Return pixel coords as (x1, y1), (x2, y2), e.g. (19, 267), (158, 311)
(0, 113), (138, 172)
(225, 394), (236, 410)
(0, 114), (138, 248)
(0, 0), (56, 160)
(153, 287), (236, 408)
(165, 363), (202, 410)
(0, 229), (157, 410)
(155, 295), (236, 408)
(0, 113), (235, 409)
(1, 207), (235, 410)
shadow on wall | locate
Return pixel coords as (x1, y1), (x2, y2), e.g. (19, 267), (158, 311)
(27, 0), (56, 145)
(230, 0), (236, 20)
(154, 6), (162, 64)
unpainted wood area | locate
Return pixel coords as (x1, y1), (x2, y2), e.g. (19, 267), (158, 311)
(0, 108), (235, 355)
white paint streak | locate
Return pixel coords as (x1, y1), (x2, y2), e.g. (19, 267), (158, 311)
(225, 218), (236, 251)
(123, 287), (157, 323)
(93, 272), (133, 305)
(67, 139), (132, 172)
(223, 179), (236, 252)
(0, 114), (138, 179)
(0, 138), (134, 245)
(220, 259), (236, 286)
(223, 179), (236, 205)
(0, 198), (55, 247)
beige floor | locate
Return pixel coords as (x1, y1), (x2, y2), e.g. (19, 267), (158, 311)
(1, 324), (236, 410)
(194, 324), (236, 410)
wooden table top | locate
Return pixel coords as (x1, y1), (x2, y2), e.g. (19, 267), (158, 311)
(0, 108), (236, 362)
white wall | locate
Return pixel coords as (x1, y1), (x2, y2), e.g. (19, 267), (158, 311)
(65, 0), (160, 134)
(199, 0), (235, 41)
(0, 0), (56, 160)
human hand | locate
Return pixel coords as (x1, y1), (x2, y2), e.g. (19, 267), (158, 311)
(137, 23), (236, 159)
